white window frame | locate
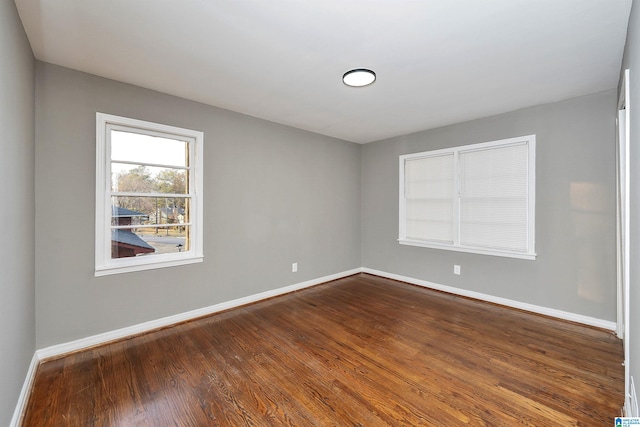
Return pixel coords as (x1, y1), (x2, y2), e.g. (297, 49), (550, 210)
(95, 113), (204, 276)
(399, 135), (536, 260)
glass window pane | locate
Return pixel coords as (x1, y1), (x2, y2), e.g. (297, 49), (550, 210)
(111, 226), (190, 259)
(111, 196), (191, 259)
(111, 130), (188, 167)
(111, 163), (188, 194)
(111, 196), (190, 226)
(459, 143), (529, 251)
(459, 144), (528, 197)
(460, 198), (528, 251)
(404, 154), (455, 242)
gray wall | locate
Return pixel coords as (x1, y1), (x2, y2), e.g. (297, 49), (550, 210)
(0, 0), (35, 424)
(621, 0), (640, 411)
(362, 90), (617, 321)
(35, 62), (361, 348)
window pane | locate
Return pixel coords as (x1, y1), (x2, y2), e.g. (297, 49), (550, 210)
(459, 143), (528, 251)
(460, 198), (528, 251)
(111, 163), (188, 194)
(404, 154), (454, 242)
(110, 197), (191, 259)
(111, 226), (190, 259)
(111, 196), (190, 226)
(111, 130), (188, 167)
(460, 144), (528, 197)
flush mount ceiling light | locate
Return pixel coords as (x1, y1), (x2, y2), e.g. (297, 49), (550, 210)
(342, 68), (376, 87)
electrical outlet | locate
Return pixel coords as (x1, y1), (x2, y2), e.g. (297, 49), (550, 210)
(292, 263), (298, 273)
(454, 265), (461, 275)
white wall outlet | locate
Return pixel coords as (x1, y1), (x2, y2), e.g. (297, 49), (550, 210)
(454, 265), (461, 275)
(292, 263), (298, 273)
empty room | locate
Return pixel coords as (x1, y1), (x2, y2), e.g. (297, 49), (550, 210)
(3, 0), (640, 425)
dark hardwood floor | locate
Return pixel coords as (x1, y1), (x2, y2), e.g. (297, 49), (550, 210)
(22, 273), (624, 426)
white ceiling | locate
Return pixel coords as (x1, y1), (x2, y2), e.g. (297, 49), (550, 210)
(15, 0), (632, 143)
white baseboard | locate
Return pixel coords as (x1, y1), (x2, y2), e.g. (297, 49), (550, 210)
(36, 268), (361, 361)
(12, 268), (359, 425)
(14, 266), (618, 425)
(362, 268), (617, 331)
(34, 266), (617, 361)
(9, 352), (39, 427)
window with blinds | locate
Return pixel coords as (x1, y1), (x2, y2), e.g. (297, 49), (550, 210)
(399, 135), (536, 260)
(404, 153), (455, 243)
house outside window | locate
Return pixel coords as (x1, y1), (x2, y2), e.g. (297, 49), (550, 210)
(95, 113), (204, 276)
(111, 207), (155, 258)
(399, 135), (536, 260)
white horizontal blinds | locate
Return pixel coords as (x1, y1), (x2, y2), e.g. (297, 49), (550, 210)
(404, 153), (455, 242)
(458, 142), (529, 251)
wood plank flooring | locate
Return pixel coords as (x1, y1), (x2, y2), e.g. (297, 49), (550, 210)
(22, 273), (624, 426)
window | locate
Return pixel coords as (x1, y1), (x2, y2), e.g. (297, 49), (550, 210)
(95, 113), (203, 276)
(399, 135), (536, 260)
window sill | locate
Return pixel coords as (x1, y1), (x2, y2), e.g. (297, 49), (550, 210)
(95, 255), (203, 277)
(398, 239), (536, 260)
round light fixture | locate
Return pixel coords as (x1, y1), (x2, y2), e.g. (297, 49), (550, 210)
(342, 68), (376, 87)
